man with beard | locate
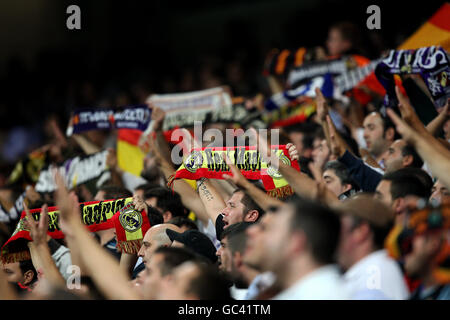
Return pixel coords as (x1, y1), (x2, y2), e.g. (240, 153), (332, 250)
(216, 222), (257, 299)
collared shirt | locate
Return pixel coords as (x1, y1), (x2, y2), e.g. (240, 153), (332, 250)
(273, 265), (350, 300)
(343, 249), (409, 300)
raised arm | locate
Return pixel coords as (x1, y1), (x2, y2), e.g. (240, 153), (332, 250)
(426, 99), (449, 136)
(24, 202), (66, 289)
(222, 155), (283, 211)
(54, 171), (140, 300)
(387, 108), (450, 189)
(256, 129), (339, 205)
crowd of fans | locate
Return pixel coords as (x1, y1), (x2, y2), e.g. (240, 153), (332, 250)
(0, 19), (449, 301)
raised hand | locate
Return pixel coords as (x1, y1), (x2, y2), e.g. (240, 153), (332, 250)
(24, 202), (49, 245)
(386, 108), (418, 145)
(315, 87), (329, 122)
(132, 194), (148, 213)
(286, 143), (299, 161)
(326, 115), (344, 158)
(222, 154), (250, 188)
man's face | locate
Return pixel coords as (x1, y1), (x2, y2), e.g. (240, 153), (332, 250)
(222, 192), (246, 228)
(139, 253), (166, 299)
(217, 237), (233, 273)
(375, 180), (393, 207)
(363, 113), (387, 157)
(2, 262), (25, 284)
(312, 139), (330, 169)
(383, 140), (406, 173)
(138, 227), (166, 265)
(326, 27), (351, 56)
(322, 169), (349, 197)
(430, 180), (450, 204)
(244, 207), (291, 272)
(159, 262), (199, 300)
(141, 155), (161, 182)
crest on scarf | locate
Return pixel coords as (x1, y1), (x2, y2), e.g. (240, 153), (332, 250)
(118, 206), (143, 233)
(266, 153), (291, 180)
(184, 150), (203, 173)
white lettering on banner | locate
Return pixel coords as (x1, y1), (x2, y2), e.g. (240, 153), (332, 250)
(382, 46), (448, 71)
(35, 151), (108, 193)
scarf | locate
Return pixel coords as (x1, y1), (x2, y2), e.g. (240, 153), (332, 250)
(264, 97), (316, 128)
(375, 46), (450, 108)
(146, 87), (233, 132)
(385, 202), (450, 284)
(66, 105), (151, 136)
(263, 47), (322, 77)
(0, 192), (25, 223)
(7, 148), (48, 187)
(34, 150), (109, 193)
(1, 197), (150, 263)
(266, 58), (383, 109)
(168, 145), (300, 198)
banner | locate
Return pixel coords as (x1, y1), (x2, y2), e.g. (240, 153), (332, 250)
(35, 150), (109, 193)
(375, 46), (450, 108)
(168, 145), (300, 198)
(66, 105), (151, 136)
(146, 87), (233, 132)
(1, 197), (150, 263)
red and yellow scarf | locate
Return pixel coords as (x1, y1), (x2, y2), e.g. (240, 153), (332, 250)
(168, 145), (300, 198)
(1, 197), (150, 263)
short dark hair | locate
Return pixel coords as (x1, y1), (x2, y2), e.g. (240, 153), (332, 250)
(233, 187), (265, 220)
(380, 113), (400, 141)
(167, 216), (198, 231)
(401, 144), (423, 169)
(184, 263), (232, 300)
(98, 185), (132, 200)
(144, 187), (186, 218)
(219, 222), (252, 253)
(286, 196), (341, 265)
(19, 259), (38, 285)
(135, 183), (160, 193)
(147, 206), (164, 226)
(382, 168), (432, 200)
(323, 160), (360, 190)
(154, 246), (198, 277)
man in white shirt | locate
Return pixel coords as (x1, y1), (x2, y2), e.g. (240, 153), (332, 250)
(334, 193), (409, 300)
(244, 196), (349, 300)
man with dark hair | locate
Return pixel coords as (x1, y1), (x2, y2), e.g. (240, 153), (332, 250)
(138, 246), (198, 299)
(94, 185), (133, 260)
(362, 111), (397, 168)
(216, 222), (256, 299)
(197, 176), (265, 241)
(167, 216), (198, 232)
(334, 193), (408, 299)
(383, 139), (423, 174)
(159, 260), (232, 300)
(133, 183), (160, 199)
(2, 259), (38, 292)
(244, 196), (348, 299)
(375, 168), (433, 216)
(327, 21), (363, 56)
(144, 187), (186, 222)
(322, 160), (359, 200)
